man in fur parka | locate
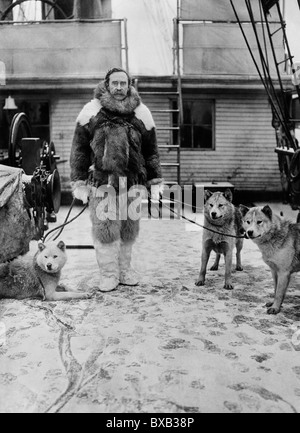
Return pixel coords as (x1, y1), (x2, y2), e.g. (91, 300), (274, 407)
(70, 68), (163, 292)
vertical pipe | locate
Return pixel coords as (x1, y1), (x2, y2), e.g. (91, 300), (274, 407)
(97, 0), (103, 17)
(281, 0), (286, 19)
(172, 17), (176, 75)
(123, 18), (129, 74)
(177, 0), (181, 19)
(73, 0), (81, 19)
(176, 0), (182, 186)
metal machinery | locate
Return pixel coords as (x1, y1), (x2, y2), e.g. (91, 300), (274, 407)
(0, 0), (107, 21)
(0, 0), (73, 21)
(230, 0), (300, 214)
(0, 110), (62, 262)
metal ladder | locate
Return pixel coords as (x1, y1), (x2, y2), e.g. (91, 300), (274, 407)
(134, 81), (182, 218)
(136, 86), (181, 188)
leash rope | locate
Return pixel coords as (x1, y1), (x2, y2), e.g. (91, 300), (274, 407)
(42, 193), (246, 243)
(42, 199), (88, 243)
(150, 194), (205, 213)
(153, 195), (246, 240)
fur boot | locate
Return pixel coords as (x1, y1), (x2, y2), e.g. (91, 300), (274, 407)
(119, 241), (139, 286)
(94, 239), (120, 292)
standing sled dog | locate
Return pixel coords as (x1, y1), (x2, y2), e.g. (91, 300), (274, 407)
(196, 189), (244, 290)
(240, 204), (300, 314)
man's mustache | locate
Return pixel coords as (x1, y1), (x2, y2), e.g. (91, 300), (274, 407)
(113, 89), (126, 94)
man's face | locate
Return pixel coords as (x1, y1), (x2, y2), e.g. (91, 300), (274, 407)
(108, 71), (129, 101)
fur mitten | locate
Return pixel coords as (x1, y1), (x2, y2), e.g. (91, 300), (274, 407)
(71, 180), (90, 204)
(147, 178), (164, 201)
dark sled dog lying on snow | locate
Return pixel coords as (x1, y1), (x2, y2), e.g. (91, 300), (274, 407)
(196, 189), (244, 290)
(240, 204), (300, 315)
(0, 241), (92, 301)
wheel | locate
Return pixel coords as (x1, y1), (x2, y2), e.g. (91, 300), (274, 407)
(8, 112), (32, 167)
(0, 0), (71, 21)
(46, 168), (61, 214)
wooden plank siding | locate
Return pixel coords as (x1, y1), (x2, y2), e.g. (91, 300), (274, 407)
(51, 94), (90, 190)
(50, 92), (281, 193)
(185, 95), (281, 192)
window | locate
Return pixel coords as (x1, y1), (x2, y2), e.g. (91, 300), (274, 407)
(181, 99), (215, 150)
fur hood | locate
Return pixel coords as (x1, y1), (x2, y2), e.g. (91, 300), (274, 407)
(93, 81), (141, 115)
(77, 82), (155, 130)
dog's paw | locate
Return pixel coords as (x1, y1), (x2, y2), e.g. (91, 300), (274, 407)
(210, 264), (218, 271)
(235, 266), (243, 272)
(56, 284), (67, 292)
(267, 306), (280, 315)
(224, 283), (234, 290)
(265, 301), (273, 308)
(195, 279), (205, 287)
(83, 293), (93, 299)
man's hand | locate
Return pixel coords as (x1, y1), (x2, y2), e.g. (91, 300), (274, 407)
(71, 181), (90, 204)
(147, 178), (164, 201)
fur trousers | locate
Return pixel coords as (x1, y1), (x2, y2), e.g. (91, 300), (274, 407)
(89, 186), (142, 244)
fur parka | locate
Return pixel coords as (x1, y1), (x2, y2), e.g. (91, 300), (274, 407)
(70, 82), (162, 190)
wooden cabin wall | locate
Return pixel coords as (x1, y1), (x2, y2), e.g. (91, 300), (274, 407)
(143, 92), (281, 192)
